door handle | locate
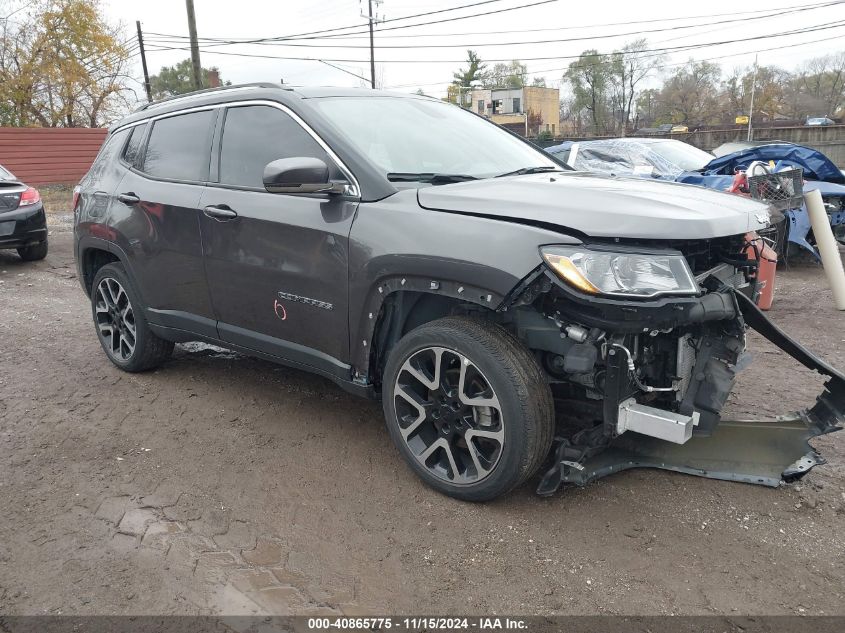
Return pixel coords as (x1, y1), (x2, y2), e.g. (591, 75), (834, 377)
(117, 192), (140, 205)
(203, 205), (238, 221)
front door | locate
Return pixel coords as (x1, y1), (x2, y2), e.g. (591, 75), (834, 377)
(199, 103), (357, 374)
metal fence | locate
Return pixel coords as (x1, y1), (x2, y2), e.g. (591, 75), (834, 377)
(0, 127), (107, 185)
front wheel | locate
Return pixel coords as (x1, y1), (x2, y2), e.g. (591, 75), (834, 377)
(382, 317), (554, 501)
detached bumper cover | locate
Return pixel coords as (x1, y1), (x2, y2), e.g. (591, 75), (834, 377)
(537, 290), (845, 495)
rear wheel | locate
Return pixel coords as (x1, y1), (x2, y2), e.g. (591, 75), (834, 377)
(17, 239), (48, 261)
(91, 263), (173, 372)
(382, 316), (554, 501)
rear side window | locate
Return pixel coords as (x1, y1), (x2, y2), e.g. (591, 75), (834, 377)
(142, 110), (214, 181)
(218, 105), (331, 188)
(122, 123), (148, 167)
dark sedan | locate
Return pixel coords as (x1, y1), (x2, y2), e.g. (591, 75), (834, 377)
(0, 164), (48, 261)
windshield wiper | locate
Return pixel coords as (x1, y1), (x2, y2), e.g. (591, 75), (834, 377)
(494, 166), (561, 178)
(387, 172), (479, 184)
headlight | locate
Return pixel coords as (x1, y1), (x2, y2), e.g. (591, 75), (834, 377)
(541, 245), (698, 298)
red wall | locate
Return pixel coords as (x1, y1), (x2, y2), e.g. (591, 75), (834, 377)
(0, 127), (108, 186)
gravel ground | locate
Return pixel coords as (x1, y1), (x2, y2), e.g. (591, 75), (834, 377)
(1, 229), (844, 617)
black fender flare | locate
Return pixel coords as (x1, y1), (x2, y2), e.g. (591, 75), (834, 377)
(350, 274), (507, 385)
(76, 235), (146, 305)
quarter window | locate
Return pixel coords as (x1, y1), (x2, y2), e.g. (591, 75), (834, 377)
(218, 105), (332, 188)
(142, 110), (214, 181)
(122, 123), (147, 167)
(82, 128), (130, 185)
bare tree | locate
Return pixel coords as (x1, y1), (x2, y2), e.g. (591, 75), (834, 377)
(656, 60), (722, 126)
(796, 52), (845, 116)
(565, 50), (611, 135)
(723, 64), (789, 122)
(608, 39), (664, 135)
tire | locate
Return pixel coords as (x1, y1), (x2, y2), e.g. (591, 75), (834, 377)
(17, 239), (48, 261)
(382, 316), (554, 501)
(91, 262), (173, 372)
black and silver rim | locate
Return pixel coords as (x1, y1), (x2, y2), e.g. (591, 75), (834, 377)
(393, 346), (504, 485)
(95, 278), (136, 362)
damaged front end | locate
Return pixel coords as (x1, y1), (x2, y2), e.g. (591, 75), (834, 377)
(502, 235), (845, 495)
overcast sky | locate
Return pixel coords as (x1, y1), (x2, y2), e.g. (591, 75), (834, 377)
(104, 0), (845, 99)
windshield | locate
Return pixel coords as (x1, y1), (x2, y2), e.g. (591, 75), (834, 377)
(0, 165), (14, 180)
(312, 96), (558, 179)
(648, 140), (713, 171)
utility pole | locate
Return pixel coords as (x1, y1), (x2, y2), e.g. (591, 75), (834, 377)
(136, 21), (152, 103)
(367, 0), (376, 89)
(185, 0), (203, 90)
(747, 54), (758, 142)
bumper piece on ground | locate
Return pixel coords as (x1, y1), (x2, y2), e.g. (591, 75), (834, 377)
(536, 289), (845, 495)
(538, 417), (831, 493)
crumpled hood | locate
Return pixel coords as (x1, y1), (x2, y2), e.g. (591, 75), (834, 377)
(417, 171), (771, 240)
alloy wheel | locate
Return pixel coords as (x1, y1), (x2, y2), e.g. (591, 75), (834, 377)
(392, 346), (504, 485)
(95, 277), (136, 362)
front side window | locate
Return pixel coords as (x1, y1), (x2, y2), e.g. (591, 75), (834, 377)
(142, 110), (214, 181)
(312, 97), (556, 179)
(218, 105), (331, 188)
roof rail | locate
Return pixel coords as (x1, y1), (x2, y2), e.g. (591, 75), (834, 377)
(134, 82), (287, 112)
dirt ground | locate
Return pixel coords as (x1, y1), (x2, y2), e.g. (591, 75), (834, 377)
(1, 227), (844, 617)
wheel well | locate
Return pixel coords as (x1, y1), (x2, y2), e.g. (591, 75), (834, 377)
(369, 290), (495, 388)
(81, 248), (119, 295)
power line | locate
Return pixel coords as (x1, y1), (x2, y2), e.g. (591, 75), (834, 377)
(274, 0), (845, 40)
(145, 0), (559, 46)
(143, 1), (845, 49)
(385, 29), (845, 90)
(144, 0), (517, 45)
(142, 20), (845, 64)
(319, 59), (371, 83)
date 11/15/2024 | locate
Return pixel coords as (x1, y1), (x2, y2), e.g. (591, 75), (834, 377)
(307, 617), (529, 631)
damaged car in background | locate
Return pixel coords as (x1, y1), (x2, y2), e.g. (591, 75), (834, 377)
(74, 86), (844, 501)
(545, 138), (845, 259)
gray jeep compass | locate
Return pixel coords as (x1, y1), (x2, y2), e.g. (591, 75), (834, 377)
(74, 84), (845, 501)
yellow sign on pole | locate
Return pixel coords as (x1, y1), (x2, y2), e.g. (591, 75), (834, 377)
(735, 115), (749, 125)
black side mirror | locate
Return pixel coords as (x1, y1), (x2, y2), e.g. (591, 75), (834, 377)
(263, 157), (346, 194)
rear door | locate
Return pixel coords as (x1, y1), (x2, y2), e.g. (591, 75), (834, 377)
(112, 108), (218, 337)
(199, 102), (358, 373)
(77, 127), (133, 223)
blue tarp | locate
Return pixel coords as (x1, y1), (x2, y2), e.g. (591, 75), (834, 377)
(701, 143), (845, 184)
